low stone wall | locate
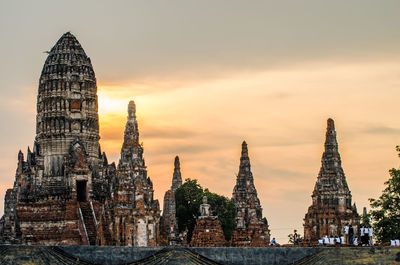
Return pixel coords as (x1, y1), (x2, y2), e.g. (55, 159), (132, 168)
(191, 247), (320, 265)
(60, 246), (162, 264)
(1, 245), (400, 265)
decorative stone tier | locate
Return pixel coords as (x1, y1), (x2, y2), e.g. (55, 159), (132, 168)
(190, 218), (227, 247)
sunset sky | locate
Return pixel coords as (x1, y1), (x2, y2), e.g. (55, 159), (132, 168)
(1, 0), (400, 242)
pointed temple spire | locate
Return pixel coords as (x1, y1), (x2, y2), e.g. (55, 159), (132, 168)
(115, 99), (160, 246)
(319, 118), (344, 176)
(119, 100), (144, 167)
(233, 141), (259, 221)
(171, 156), (182, 192)
(161, 156), (183, 246)
(125, 100), (139, 140)
(304, 119), (359, 242)
(231, 141), (270, 246)
(238, 141), (252, 176)
(316, 118), (347, 194)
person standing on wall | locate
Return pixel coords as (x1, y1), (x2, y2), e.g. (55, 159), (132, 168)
(343, 224), (349, 244)
(349, 225), (354, 245)
(293, 230), (299, 246)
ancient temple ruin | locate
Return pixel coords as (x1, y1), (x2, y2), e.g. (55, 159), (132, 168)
(1, 32), (366, 249)
(160, 156), (182, 246)
(108, 100), (161, 246)
(231, 141), (270, 247)
(0, 32), (160, 246)
(190, 196), (226, 247)
(303, 118), (359, 242)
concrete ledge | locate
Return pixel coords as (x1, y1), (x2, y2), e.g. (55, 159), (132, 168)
(1, 245), (399, 265)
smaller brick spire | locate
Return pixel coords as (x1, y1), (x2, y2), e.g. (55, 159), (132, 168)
(171, 156), (182, 192)
(119, 100), (144, 168)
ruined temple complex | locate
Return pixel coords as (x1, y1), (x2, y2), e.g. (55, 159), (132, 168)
(231, 141), (270, 246)
(0, 32), (362, 248)
(303, 119), (359, 242)
(0, 33), (160, 246)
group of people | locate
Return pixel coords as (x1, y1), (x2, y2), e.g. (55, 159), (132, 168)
(317, 224), (374, 246)
(390, 239), (400, 246)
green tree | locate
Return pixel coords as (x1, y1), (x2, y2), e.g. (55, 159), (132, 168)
(175, 179), (203, 243)
(203, 189), (236, 241)
(369, 146), (400, 243)
(175, 179), (236, 243)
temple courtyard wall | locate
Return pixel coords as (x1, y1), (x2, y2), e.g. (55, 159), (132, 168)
(0, 245), (399, 265)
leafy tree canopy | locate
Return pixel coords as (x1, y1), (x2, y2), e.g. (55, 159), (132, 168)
(175, 178), (236, 243)
(369, 146), (400, 243)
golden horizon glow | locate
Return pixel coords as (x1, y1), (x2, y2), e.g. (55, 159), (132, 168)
(92, 59), (400, 241)
(0, 59), (399, 243)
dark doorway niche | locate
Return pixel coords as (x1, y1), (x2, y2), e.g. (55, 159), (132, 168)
(76, 180), (87, 202)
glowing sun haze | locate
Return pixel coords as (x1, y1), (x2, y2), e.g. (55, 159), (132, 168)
(1, 0), (400, 243)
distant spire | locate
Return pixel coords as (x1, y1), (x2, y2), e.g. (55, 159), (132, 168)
(232, 141), (264, 224)
(128, 100), (136, 122)
(27, 146), (34, 166)
(124, 100), (139, 141)
(312, 118), (352, 205)
(241, 141), (248, 157)
(320, 118), (343, 174)
(327, 118), (335, 130)
(239, 140), (251, 175)
(18, 150), (24, 162)
(119, 100), (144, 167)
(304, 119), (359, 242)
(171, 156), (182, 192)
(324, 118), (338, 152)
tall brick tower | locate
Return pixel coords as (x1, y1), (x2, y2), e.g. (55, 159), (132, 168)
(0, 33), (165, 246)
(36, 32), (100, 175)
(111, 100), (161, 246)
(304, 119), (359, 242)
(0, 32), (111, 245)
(231, 141), (270, 246)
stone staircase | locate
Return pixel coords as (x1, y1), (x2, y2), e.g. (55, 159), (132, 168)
(79, 201), (97, 245)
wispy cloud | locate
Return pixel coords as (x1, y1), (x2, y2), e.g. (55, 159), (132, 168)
(361, 126), (400, 135)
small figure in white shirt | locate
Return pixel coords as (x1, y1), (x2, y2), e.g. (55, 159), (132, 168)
(353, 237), (358, 246)
(323, 235), (329, 245)
(368, 227), (373, 246)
